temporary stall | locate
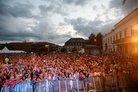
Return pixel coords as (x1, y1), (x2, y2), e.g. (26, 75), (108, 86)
(0, 46), (25, 53)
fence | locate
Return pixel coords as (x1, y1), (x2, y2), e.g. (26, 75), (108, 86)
(0, 74), (134, 92)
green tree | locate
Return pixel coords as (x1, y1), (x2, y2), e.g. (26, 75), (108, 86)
(88, 33), (96, 45)
(96, 32), (103, 49)
(60, 47), (67, 52)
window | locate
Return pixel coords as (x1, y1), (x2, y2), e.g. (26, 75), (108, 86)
(113, 35), (115, 41)
(119, 32), (122, 39)
(116, 34), (118, 40)
(124, 29), (127, 37)
(111, 37), (112, 43)
(131, 27), (134, 36)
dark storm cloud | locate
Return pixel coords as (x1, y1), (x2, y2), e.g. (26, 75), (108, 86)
(0, 0), (56, 42)
(0, 0), (70, 44)
(0, 1), (34, 18)
(63, 0), (89, 6)
(0, 0), (92, 44)
(0, 2), (9, 15)
(9, 3), (34, 18)
(0, 13), (41, 42)
(0, 26), (41, 42)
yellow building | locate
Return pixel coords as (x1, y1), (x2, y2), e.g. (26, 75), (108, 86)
(103, 7), (138, 55)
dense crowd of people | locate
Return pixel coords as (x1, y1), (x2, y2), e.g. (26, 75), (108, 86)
(0, 52), (137, 91)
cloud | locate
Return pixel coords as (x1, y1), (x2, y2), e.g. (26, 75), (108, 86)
(101, 4), (106, 9)
(39, 4), (68, 16)
(0, 1), (34, 18)
(63, 0), (89, 6)
(109, 0), (138, 15)
(0, 0), (137, 45)
(64, 13), (121, 37)
(64, 17), (102, 37)
(48, 33), (72, 45)
(9, 2), (34, 18)
(109, 0), (122, 9)
(0, 0), (70, 44)
(0, 15), (40, 42)
(92, 5), (98, 11)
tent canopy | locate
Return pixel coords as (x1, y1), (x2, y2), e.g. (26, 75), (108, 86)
(0, 46), (25, 53)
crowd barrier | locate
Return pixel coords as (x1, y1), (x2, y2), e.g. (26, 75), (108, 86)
(1, 75), (133, 92)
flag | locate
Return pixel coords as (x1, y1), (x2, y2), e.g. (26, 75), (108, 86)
(122, 0), (126, 5)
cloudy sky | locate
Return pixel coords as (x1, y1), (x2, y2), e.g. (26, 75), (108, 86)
(0, 0), (138, 45)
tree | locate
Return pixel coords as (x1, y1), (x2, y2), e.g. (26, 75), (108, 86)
(96, 32), (103, 49)
(60, 47), (67, 52)
(88, 33), (96, 45)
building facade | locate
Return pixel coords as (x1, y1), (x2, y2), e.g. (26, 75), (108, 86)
(64, 38), (100, 54)
(5, 42), (58, 54)
(64, 38), (85, 52)
(103, 8), (138, 55)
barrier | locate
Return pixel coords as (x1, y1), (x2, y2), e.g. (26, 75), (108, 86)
(33, 79), (86, 92)
(104, 75), (118, 92)
(12, 81), (33, 92)
(0, 75), (133, 92)
(0, 84), (10, 92)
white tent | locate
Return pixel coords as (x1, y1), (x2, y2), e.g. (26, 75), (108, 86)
(0, 46), (25, 53)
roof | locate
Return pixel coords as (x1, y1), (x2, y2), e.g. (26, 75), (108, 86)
(8, 41), (57, 46)
(8, 42), (33, 45)
(66, 38), (84, 43)
(32, 42), (55, 45)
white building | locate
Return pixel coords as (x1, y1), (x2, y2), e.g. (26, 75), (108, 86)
(103, 7), (138, 55)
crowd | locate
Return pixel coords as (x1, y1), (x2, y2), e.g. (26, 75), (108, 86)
(0, 52), (137, 91)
